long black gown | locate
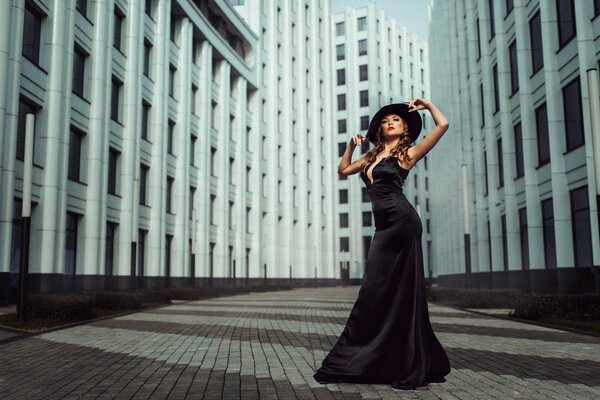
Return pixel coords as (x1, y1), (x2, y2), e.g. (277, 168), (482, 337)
(313, 156), (451, 389)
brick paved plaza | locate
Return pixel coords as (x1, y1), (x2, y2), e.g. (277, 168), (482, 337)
(0, 286), (599, 399)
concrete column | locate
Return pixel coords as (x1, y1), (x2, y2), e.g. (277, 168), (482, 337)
(574, 0), (600, 264)
(39, 0), (75, 279)
(0, 1), (23, 277)
(514, 0), (544, 272)
(197, 40), (212, 279)
(539, 1), (573, 268)
(115, 0), (144, 281)
(495, 0), (520, 274)
(172, 18), (193, 279)
(147, 0), (170, 281)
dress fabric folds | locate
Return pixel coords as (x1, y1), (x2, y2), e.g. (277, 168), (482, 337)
(313, 157), (451, 388)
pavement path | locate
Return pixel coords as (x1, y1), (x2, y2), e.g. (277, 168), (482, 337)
(0, 286), (599, 399)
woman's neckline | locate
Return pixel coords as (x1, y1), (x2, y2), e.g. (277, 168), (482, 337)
(365, 156), (410, 185)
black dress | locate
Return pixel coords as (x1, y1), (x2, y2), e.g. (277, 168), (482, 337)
(313, 156), (451, 389)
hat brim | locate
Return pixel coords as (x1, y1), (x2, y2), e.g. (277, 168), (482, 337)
(365, 103), (422, 144)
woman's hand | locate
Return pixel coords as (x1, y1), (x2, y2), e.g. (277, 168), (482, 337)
(406, 98), (431, 112)
(350, 134), (367, 147)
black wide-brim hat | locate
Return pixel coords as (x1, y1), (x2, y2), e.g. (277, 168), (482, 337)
(366, 103), (422, 144)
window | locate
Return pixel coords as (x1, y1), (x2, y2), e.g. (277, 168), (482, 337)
(339, 189), (348, 204)
(165, 235), (173, 280)
(340, 213), (349, 228)
(476, 18), (481, 60)
(529, 10), (543, 74)
(167, 120), (175, 155)
(113, 8), (124, 51)
(338, 142), (345, 157)
(340, 237), (349, 252)
(488, 0), (495, 39)
(335, 21), (344, 36)
(108, 147), (119, 195)
(506, 0), (514, 15)
(76, 0), (88, 17)
(596, 0), (600, 16)
(362, 211), (371, 227)
(358, 39), (367, 56)
(72, 44), (87, 98)
(362, 188), (370, 202)
(143, 39), (152, 78)
(336, 44), (345, 60)
(145, 0), (153, 17)
(22, 3), (43, 65)
(170, 16), (177, 43)
(360, 116), (369, 131)
(535, 103), (550, 165)
(210, 194), (216, 223)
(141, 101), (150, 140)
(68, 127), (83, 182)
(359, 90), (368, 107)
(16, 98), (38, 161)
(138, 229), (146, 278)
(557, 0), (576, 48)
(508, 40), (518, 95)
(191, 135), (197, 166)
(359, 65), (368, 81)
(562, 77), (584, 151)
(541, 198), (556, 268)
(337, 94), (346, 111)
(518, 207), (529, 270)
(337, 69), (345, 85)
(167, 176), (174, 214)
(492, 64), (499, 113)
(65, 212), (79, 277)
(169, 65), (176, 98)
(140, 164), (149, 205)
(338, 119), (347, 134)
(479, 83), (484, 128)
(361, 140), (369, 154)
(111, 76), (122, 122)
(514, 122), (524, 178)
(570, 186), (593, 267)
(497, 138), (503, 188)
(483, 150), (489, 196)
(357, 16), (366, 31)
(501, 214), (508, 270)
(105, 222), (116, 276)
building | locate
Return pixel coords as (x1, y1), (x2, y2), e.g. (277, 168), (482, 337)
(232, 0), (337, 287)
(0, 0), (336, 305)
(332, 1), (432, 283)
(428, 0), (600, 292)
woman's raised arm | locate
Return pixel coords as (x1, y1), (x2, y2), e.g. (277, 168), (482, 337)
(338, 134), (368, 176)
(406, 99), (449, 166)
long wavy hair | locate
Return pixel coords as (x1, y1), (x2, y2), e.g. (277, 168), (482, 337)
(361, 119), (413, 175)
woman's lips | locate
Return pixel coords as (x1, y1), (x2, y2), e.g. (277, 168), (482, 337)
(387, 126), (395, 131)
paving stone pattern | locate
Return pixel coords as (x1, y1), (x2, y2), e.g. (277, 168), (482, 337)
(0, 286), (599, 399)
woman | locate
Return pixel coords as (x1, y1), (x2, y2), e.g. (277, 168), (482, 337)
(313, 98), (451, 390)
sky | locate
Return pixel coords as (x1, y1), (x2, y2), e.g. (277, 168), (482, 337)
(330, 0), (429, 41)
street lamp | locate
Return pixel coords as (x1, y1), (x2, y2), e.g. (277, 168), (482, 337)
(587, 69), (600, 242)
(462, 164), (472, 289)
(17, 113), (34, 321)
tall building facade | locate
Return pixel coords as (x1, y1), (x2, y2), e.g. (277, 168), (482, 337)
(332, 1), (433, 283)
(0, 0), (336, 305)
(428, 0), (600, 292)
(233, 0), (337, 284)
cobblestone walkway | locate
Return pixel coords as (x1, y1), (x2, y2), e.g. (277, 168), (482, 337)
(0, 286), (599, 399)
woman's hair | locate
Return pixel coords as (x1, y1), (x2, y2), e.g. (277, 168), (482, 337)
(361, 120), (413, 174)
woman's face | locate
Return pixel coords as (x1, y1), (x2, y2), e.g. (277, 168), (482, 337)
(380, 114), (406, 139)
